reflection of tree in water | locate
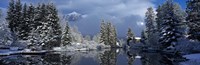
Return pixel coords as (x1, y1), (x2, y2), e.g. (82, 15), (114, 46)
(0, 53), (73, 65)
(0, 55), (48, 65)
(99, 49), (117, 65)
(140, 53), (181, 65)
(141, 53), (163, 65)
(42, 53), (73, 65)
(126, 51), (136, 65)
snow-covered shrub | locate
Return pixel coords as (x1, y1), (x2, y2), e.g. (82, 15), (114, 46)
(70, 26), (83, 43)
(92, 34), (101, 43)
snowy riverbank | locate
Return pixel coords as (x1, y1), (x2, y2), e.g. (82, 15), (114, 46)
(53, 41), (111, 51)
(180, 53), (200, 65)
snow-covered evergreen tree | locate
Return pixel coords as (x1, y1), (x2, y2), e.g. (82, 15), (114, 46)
(19, 3), (30, 40)
(158, 0), (182, 50)
(145, 7), (158, 46)
(61, 21), (72, 46)
(43, 4), (62, 47)
(110, 24), (117, 47)
(6, 0), (28, 40)
(27, 29), (41, 50)
(100, 20), (106, 44)
(145, 7), (156, 35)
(186, 0), (200, 41)
(14, 0), (23, 36)
(38, 21), (53, 49)
(6, 0), (15, 32)
(106, 22), (112, 45)
(27, 4), (35, 31)
(34, 4), (42, 29)
(46, 3), (62, 45)
(127, 28), (135, 42)
(156, 0), (185, 33)
(99, 21), (118, 47)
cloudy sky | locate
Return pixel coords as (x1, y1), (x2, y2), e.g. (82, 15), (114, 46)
(0, 0), (186, 37)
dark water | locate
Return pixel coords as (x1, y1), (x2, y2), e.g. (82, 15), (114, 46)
(0, 48), (181, 65)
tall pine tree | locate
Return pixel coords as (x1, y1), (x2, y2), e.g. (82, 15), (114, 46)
(46, 3), (62, 48)
(14, 0), (22, 34)
(156, 1), (185, 33)
(126, 28), (135, 45)
(145, 7), (156, 35)
(61, 21), (72, 46)
(19, 3), (29, 40)
(145, 7), (158, 46)
(99, 21), (118, 47)
(6, 0), (15, 32)
(100, 20), (106, 44)
(158, 0), (182, 50)
(186, 0), (200, 41)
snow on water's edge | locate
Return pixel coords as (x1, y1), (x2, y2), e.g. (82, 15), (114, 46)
(53, 42), (111, 51)
(180, 53), (200, 65)
(183, 53), (200, 60)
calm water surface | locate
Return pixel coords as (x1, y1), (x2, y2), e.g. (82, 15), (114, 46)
(0, 48), (181, 65)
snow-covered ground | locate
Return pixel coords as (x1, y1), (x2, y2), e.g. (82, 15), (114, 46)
(180, 53), (200, 65)
(175, 38), (200, 54)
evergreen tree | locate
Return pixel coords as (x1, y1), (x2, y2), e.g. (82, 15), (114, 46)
(156, 0), (185, 33)
(106, 22), (112, 45)
(99, 21), (118, 47)
(19, 3), (29, 40)
(14, 0), (22, 34)
(6, 0), (24, 40)
(127, 28), (135, 42)
(27, 4), (35, 31)
(158, 0), (182, 50)
(6, 0), (15, 32)
(38, 20), (53, 49)
(100, 20), (106, 44)
(156, 5), (163, 32)
(145, 7), (157, 46)
(61, 21), (72, 46)
(47, 3), (62, 38)
(46, 3), (62, 47)
(186, 0), (200, 41)
(145, 7), (156, 35)
(34, 4), (42, 29)
(36, 4), (53, 49)
(110, 24), (117, 47)
(27, 29), (41, 50)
